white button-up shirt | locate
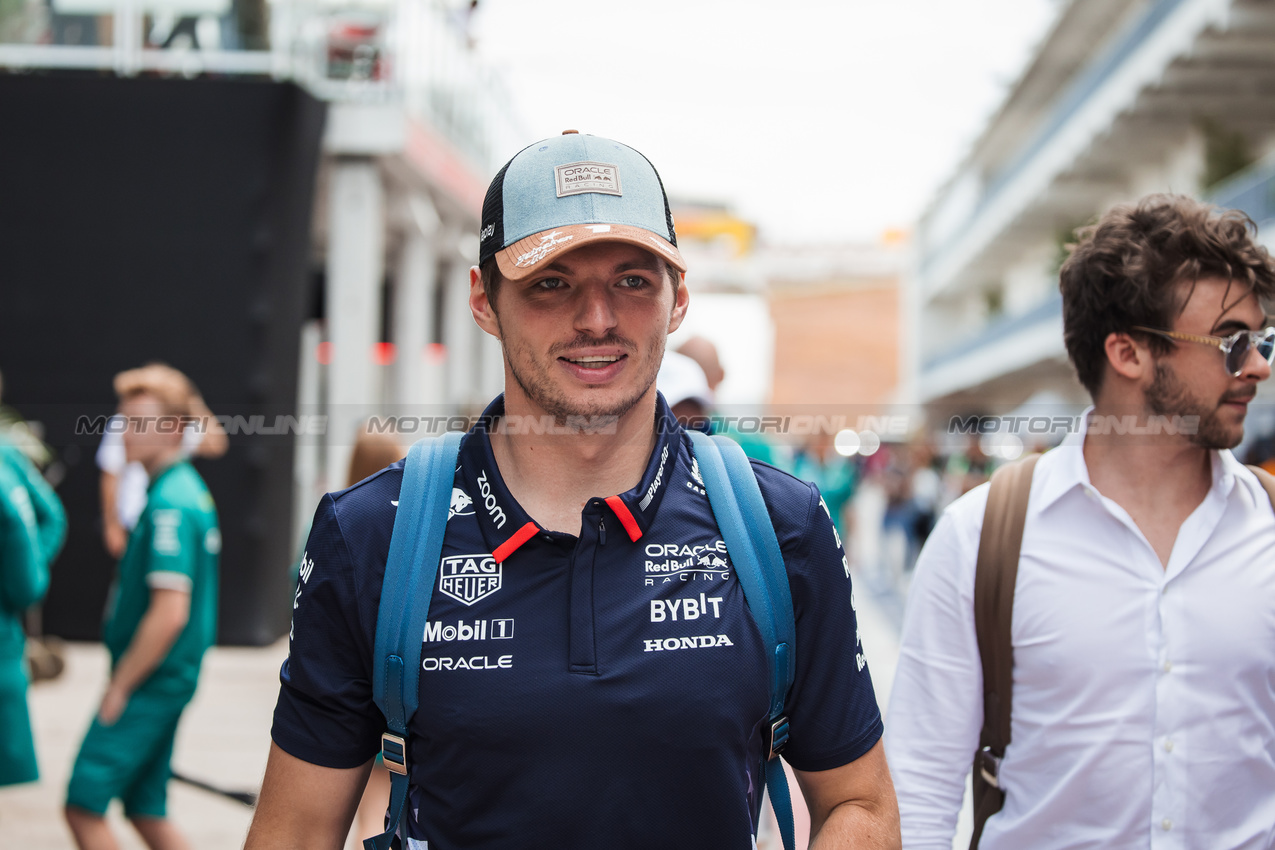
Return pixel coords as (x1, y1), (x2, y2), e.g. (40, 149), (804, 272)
(886, 429), (1275, 849)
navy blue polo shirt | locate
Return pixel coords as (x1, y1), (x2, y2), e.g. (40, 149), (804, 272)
(273, 395), (882, 848)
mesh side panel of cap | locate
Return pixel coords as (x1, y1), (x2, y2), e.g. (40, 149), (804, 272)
(479, 142), (534, 266)
(631, 146), (678, 248)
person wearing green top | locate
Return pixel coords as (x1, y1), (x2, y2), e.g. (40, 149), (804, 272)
(65, 365), (220, 850)
(0, 426), (67, 787)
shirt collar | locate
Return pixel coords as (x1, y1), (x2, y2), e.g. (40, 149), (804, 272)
(457, 394), (682, 561)
(1033, 406), (1254, 511)
(603, 393), (682, 541)
(146, 458), (187, 491)
(1217, 446), (1261, 508)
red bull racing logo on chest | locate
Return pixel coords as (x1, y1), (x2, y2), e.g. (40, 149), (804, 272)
(438, 554), (502, 606)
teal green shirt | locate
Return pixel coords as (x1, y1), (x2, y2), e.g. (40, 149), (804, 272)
(790, 451), (858, 543)
(0, 438), (65, 575)
(0, 439), (64, 664)
(104, 460), (219, 698)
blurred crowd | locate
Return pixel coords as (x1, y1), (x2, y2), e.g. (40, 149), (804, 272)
(659, 337), (1000, 595)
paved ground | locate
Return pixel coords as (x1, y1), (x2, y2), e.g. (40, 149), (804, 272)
(2, 572), (922, 849)
(1, 639), (288, 849)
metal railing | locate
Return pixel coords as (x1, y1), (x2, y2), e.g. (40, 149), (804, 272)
(0, 0), (524, 173)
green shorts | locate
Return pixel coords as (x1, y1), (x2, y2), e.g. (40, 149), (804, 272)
(66, 689), (189, 818)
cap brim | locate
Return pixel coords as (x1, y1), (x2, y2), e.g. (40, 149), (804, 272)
(495, 223), (687, 282)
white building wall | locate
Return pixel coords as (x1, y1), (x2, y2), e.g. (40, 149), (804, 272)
(1002, 244), (1057, 316)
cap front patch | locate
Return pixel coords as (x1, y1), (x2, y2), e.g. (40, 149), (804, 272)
(555, 161), (622, 197)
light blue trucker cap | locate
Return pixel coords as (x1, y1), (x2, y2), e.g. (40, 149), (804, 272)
(478, 130), (687, 282)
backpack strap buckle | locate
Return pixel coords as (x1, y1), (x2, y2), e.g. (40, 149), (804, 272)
(381, 732), (408, 776)
(767, 715), (790, 761)
(977, 746), (1002, 789)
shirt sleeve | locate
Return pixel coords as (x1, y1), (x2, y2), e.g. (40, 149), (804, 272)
(11, 449), (66, 566)
(270, 495), (383, 769)
(885, 486), (988, 849)
(776, 476), (884, 772)
(144, 506), (196, 591)
(0, 472), (48, 613)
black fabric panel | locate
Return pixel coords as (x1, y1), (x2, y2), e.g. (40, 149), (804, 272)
(0, 73), (327, 645)
(478, 154), (513, 265)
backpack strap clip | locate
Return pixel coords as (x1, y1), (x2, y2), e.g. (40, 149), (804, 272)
(767, 715), (790, 761)
(976, 746), (1001, 789)
(381, 732), (408, 776)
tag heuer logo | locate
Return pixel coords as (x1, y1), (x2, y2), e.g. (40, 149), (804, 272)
(438, 555), (502, 606)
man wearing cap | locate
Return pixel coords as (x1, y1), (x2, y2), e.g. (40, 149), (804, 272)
(248, 132), (898, 849)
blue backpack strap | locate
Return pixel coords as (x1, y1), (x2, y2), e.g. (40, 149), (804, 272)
(365, 430), (463, 850)
(686, 430), (797, 850)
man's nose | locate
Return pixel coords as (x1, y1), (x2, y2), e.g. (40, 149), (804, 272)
(574, 284), (618, 335)
(1240, 335), (1273, 381)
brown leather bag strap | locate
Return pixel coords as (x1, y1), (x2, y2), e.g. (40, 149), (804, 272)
(1245, 465), (1275, 509)
(969, 453), (1040, 850)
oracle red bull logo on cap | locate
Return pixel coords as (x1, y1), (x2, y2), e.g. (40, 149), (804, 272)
(438, 555), (502, 606)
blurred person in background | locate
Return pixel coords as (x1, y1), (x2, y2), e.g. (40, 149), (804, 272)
(790, 431), (857, 544)
(906, 443), (942, 550)
(677, 335), (781, 465)
(65, 365), (221, 850)
(656, 349), (713, 429)
(888, 195), (1275, 848)
(0, 369), (57, 473)
(677, 335), (725, 392)
(0, 369), (67, 788)
(0, 368), (68, 682)
(98, 364), (226, 559)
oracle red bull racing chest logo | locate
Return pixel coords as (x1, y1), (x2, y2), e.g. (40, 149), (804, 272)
(438, 554), (502, 606)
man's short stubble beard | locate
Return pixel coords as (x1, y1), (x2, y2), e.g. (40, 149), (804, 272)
(1144, 361), (1243, 449)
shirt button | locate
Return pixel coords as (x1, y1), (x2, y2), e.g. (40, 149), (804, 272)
(1164, 739), (1174, 752)
(1163, 660), (1173, 673)
(1162, 818), (1173, 831)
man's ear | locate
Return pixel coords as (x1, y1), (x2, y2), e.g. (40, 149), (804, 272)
(668, 273), (689, 334)
(1104, 330), (1154, 381)
(470, 265), (500, 340)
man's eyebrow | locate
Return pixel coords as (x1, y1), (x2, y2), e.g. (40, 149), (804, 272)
(1213, 317), (1259, 334)
(612, 256), (662, 273)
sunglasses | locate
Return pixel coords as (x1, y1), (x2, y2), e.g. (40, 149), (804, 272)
(1132, 325), (1275, 377)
